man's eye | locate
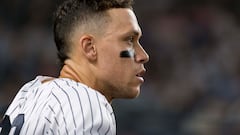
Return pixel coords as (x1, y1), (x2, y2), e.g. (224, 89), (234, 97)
(128, 36), (134, 44)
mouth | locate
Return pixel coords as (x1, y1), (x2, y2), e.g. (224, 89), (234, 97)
(136, 69), (146, 83)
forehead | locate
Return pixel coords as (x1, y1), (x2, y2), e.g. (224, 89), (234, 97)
(105, 8), (142, 36)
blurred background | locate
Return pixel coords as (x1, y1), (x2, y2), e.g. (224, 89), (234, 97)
(1, 0), (240, 134)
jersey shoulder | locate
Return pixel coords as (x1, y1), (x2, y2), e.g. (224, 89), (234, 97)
(2, 77), (116, 135)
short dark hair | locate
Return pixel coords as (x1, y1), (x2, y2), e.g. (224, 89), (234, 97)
(53, 0), (134, 67)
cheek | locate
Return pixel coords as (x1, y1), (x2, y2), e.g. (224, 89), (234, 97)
(102, 59), (131, 81)
(97, 46), (134, 78)
(111, 62), (134, 82)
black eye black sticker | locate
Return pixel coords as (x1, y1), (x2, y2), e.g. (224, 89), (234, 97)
(120, 49), (135, 58)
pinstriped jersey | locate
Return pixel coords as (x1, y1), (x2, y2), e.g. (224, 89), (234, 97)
(0, 76), (116, 135)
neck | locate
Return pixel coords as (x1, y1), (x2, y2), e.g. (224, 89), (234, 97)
(59, 59), (112, 103)
(59, 59), (92, 86)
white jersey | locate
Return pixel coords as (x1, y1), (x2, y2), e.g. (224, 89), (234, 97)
(0, 76), (116, 135)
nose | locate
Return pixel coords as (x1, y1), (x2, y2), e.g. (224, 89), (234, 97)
(135, 44), (149, 64)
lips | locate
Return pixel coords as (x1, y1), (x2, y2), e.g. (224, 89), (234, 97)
(136, 70), (145, 77)
(136, 69), (146, 83)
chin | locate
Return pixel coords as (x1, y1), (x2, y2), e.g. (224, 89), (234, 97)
(113, 86), (141, 99)
(126, 88), (141, 99)
(115, 91), (140, 99)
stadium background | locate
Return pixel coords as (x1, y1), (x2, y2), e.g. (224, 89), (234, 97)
(1, 0), (240, 134)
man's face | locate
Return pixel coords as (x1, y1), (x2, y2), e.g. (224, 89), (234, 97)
(95, 8), (149, 101)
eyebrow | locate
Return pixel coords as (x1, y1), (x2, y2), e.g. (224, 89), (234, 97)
(125, 30), (142, 38)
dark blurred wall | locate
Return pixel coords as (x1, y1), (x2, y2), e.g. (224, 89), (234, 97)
(1, 0), (240, 135)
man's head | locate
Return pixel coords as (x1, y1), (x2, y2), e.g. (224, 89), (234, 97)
(53, 0), (133, 67)
(54, 0), (149, 101)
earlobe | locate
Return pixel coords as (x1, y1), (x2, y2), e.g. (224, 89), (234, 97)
(80, 35), (97, 61)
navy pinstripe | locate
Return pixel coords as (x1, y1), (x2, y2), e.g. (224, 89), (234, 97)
(72, 86), (85, 135)
(52, 92), (69, 135)
(1, 76), (116, 135)
(54, 81), (77, 135)
(84, 87), (94, 135)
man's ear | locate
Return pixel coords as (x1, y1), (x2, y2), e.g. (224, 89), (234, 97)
(79, 35), (97, 61)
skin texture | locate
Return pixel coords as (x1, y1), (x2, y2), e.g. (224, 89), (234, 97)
(59, 8), (149, 102)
